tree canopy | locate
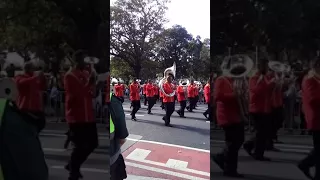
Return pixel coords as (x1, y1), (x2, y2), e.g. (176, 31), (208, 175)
(0, 0), (109, 74)
(110, 0), (211, 80)
(211, 0), (320, 70)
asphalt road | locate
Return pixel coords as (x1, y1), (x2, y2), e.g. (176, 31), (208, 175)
(123, 100), (210, 150)
(210, 130), (314, 180)
(40, 131), (109, 180)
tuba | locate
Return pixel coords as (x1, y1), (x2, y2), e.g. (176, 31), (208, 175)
(159, 62), (176, 97)
(179, 78), (190, 97)
(268, 61), (291, 75)
(221, 54), (254, 120)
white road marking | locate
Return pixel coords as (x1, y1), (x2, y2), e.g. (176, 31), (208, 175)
(40, 133), (109, 140)
(126, 114), (144, 117)
(127, 175), (168, 180)
(51, 166), (108, 174)
(126, 138), (210, 153)
(126, 148), (209, 177)
(125, 161), (208, 180)
(166, 159), (188, 169)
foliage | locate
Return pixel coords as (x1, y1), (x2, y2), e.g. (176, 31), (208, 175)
(0, 0), (109, 74)
(211, 0), (320, 66)
(110, 0), (170, 78)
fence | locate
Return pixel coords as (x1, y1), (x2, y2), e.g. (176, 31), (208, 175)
(43, 90), (107, 123)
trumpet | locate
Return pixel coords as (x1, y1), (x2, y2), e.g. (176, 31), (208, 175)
(159, 62), (176, 97)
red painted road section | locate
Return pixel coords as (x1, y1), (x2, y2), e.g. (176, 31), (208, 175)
(122, 141), (210, 179)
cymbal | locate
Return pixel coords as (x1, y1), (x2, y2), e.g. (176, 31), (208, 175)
(0, 78), (18, 101)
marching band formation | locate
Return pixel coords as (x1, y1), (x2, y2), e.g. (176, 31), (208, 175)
(213, 54), (320, 179)
(110, 63), (211, 127)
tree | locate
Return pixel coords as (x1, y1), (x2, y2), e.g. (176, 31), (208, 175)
(0, 0), (109, 73)
(110, 0), (169, 78)
(154, 25), (193, 78)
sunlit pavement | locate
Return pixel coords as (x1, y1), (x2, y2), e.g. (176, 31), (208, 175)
(122, 100), (210, 179)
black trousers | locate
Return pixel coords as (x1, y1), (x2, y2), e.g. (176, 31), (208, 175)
(187, 97), (195, 111)
(177, 100), (186, 117)
(110, 154), (127, 180)
(244, 113), (271, 158)
(68, 123), (98, 178)
(147, 97), (155, 113)
(204, 103), (212, 120)
(144, 94), (147, 105)
(131, 100), (141, 119)
(215, 123), (244, 173)
(160, 97), (164, 109)
(163, 102), (175, 125)
(299, 131), (320, 179)
(271, 107), (284, 140)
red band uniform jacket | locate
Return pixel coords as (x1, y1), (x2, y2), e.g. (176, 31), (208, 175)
(204, 83), (210, 104)
(214, 76), (241, 127)
(249, 73), (275, 114)
(145, 83), (154, 98)
(130, 83), (140, 101)
(64, 69), (95, 124)
(163, 82), (175, 103)
(177, 85), (186, 102)
(15, 73), (46, 112)
(302, 74), (320, 130)
(114, 84), (124, 98)
(187, 85), (195, 98)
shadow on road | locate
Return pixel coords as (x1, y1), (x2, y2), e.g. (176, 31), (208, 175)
(131, 119), (210, 136)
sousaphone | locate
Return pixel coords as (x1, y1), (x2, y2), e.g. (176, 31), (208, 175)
(221, 54), (254, 78)
(268, 61), (291, 73)
(159, 62), (176, 97)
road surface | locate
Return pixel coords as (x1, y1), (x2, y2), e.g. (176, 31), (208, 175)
(41, 124), (109, 180)
(122, 100), (211, 180)
(211, 130), (314, 180)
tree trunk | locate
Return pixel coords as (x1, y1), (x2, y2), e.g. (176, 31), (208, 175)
(134, 65), (141, 79)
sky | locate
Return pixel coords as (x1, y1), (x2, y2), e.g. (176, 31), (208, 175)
(110, 0), (210, 39)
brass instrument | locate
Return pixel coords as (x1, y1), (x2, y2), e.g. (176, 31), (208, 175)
(159, 63), (176, 97)
(179, 79), (189, 98)
(221, 54), (254, 120)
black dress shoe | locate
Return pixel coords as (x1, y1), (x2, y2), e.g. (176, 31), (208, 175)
(253, 155), (271, 161)
(223, 172), (244, 178)
(65, 164), (83, 179)
(243, 143), (253, 156)
(298, 164), (313, 180)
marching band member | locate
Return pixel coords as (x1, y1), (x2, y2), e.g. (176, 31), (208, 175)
(194, 84), (199, 107)
(15, 61), (47, 133)
(203, 80), (211, 120)
(159, 89), (164, 110)
(153, 83), (159, 102)
(298, 57), (320, 180)
(130, 78), (141, 121)
(243, 58), (275, 161)
(212, 56), (247, 178)
(114, 81), (125, 102)
(143, 81), (148, 106)
(176, 81), (187, 118)
(186, 80), (196, 112)
(162, 75), (175, 126)
(145, 79), (155, 114)
(63, 51), (98, 180)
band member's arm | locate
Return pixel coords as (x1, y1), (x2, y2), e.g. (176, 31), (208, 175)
(303, 78), (320, 105)
(15, 75), (38, 87)
(163, 83), (174, 94)
(214, 78), (235, 102)
(64, 73), (77, 99)
(250, 76), (270, 94)
(130, 85), (137, 96)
